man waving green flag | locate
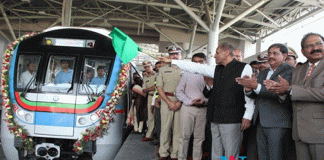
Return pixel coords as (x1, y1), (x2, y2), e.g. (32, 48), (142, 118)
(109, 27), (140, 64)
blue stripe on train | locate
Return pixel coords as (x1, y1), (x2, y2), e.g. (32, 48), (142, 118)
(9, 46), (19, 104)
(99, 55), (124, 110)
(35, 112), (74, 127)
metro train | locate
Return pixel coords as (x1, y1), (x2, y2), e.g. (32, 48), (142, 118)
(1, 27), (135, 160)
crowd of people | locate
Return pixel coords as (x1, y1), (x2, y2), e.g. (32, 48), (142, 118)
(127, 32), (324, 160)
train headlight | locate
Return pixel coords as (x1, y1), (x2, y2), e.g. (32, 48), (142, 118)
(36, 143), (60, 158)
(90, 114), (99, 121)
(25, 113), (32, 122)
(17, 109), (25, 116)
(48, 147), (58, 157)
(78, 117), (87, 125)
(37, 147), (47, 156)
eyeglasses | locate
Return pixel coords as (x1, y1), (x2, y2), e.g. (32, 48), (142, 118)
(304, 41), (324, 49)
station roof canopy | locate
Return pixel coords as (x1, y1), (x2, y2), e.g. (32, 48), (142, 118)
(0, 0), (323, 43)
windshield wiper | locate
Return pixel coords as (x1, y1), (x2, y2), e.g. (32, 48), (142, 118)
(21, 72), (37, 97)
(80, 71), (94, 101)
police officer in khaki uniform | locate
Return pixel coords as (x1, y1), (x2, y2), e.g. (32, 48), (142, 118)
(157, 46), (183, 160)
(142, 61), (157, 141)
(285, 47), (298, 67)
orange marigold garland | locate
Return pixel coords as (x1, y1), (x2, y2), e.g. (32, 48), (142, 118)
(2, 32), (37, 151)
(73, 63), (130, 154)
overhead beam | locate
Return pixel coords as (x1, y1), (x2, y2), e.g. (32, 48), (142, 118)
(80, 6), (121, 26)
(102, 0), (278, 28)
(0, 4), (16, 40)
(44, 0), (62, 15)
(147, 23), (189, 55)
(173, 0), (210, 31)
(293, 0), (324, 6)
(261, 7), (324, 40)
(99, 1), (145, 21)
(242, 0), (280, 27)
(48, 18), (62, 28)
(219, 0), (270, 32)
(150, 5), (189, 28)
(0, 30), (11, 42)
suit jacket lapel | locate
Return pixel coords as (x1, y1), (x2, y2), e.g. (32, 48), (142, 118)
(270, 63), (286, 80)
(257, 68), (269, 83)
(298, 63), (308, 85)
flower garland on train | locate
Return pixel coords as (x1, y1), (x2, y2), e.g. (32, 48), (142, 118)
(2, 32), (37, 151)
(1, 33), (131, 154)
(73, 63), (130, 154)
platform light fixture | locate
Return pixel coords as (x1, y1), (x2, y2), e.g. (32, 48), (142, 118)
(163, 7), (170, 12)
(163, 18), (169, 23)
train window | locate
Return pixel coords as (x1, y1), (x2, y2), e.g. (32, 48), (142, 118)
(79, 58), (112, 95)
(42, 56), (75, 93)
(16, 55), (41, 89)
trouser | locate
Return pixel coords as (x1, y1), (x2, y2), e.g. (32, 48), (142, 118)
(133, 106), (144, 133)
(242, 125), (258, 160)
(155, 107), (161, 140)
(256, 125), (290, 160)
(159, 96), (181, 158)
(210, 123), (242, 160)
(145, 95), (155, 138)
(178, 105), (207, 160)
(295, 141), (324, 160)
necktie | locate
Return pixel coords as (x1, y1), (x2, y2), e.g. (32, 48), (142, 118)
(305, 63), (316, 80)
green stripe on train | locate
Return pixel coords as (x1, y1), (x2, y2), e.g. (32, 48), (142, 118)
(19, 93), (98, 109)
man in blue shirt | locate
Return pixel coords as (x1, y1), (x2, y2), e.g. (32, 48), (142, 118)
(55, 60), (73, 84)
(90, 66), (106, 85)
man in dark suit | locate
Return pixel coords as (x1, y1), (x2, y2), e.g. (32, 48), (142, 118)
(266, 33), (324, 160)
(236, 43), (295, 160)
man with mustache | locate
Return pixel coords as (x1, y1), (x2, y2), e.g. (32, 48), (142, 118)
(236, 43), (295, 160)
(265, 33), (324, 159)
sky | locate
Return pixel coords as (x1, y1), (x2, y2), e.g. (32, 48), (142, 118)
(261, 10), (324, 63)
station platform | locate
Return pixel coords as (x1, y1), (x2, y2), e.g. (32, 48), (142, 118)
(114, 133), (156, 160)
(0, 132), (156, 160)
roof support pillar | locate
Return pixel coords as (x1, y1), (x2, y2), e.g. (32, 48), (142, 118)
(62, 0), (72, 26)
(188, 22), (197, 58)
(207, 0), (225, 64)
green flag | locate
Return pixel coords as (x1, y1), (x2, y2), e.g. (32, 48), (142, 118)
(109, 27), (139, 64)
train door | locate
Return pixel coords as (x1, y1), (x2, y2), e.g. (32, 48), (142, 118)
(34, 55), (77, 136)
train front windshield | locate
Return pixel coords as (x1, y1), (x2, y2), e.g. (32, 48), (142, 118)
(16, 55), (112, 95)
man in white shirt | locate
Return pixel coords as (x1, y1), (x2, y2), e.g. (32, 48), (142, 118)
(20, 62), (36, 88)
